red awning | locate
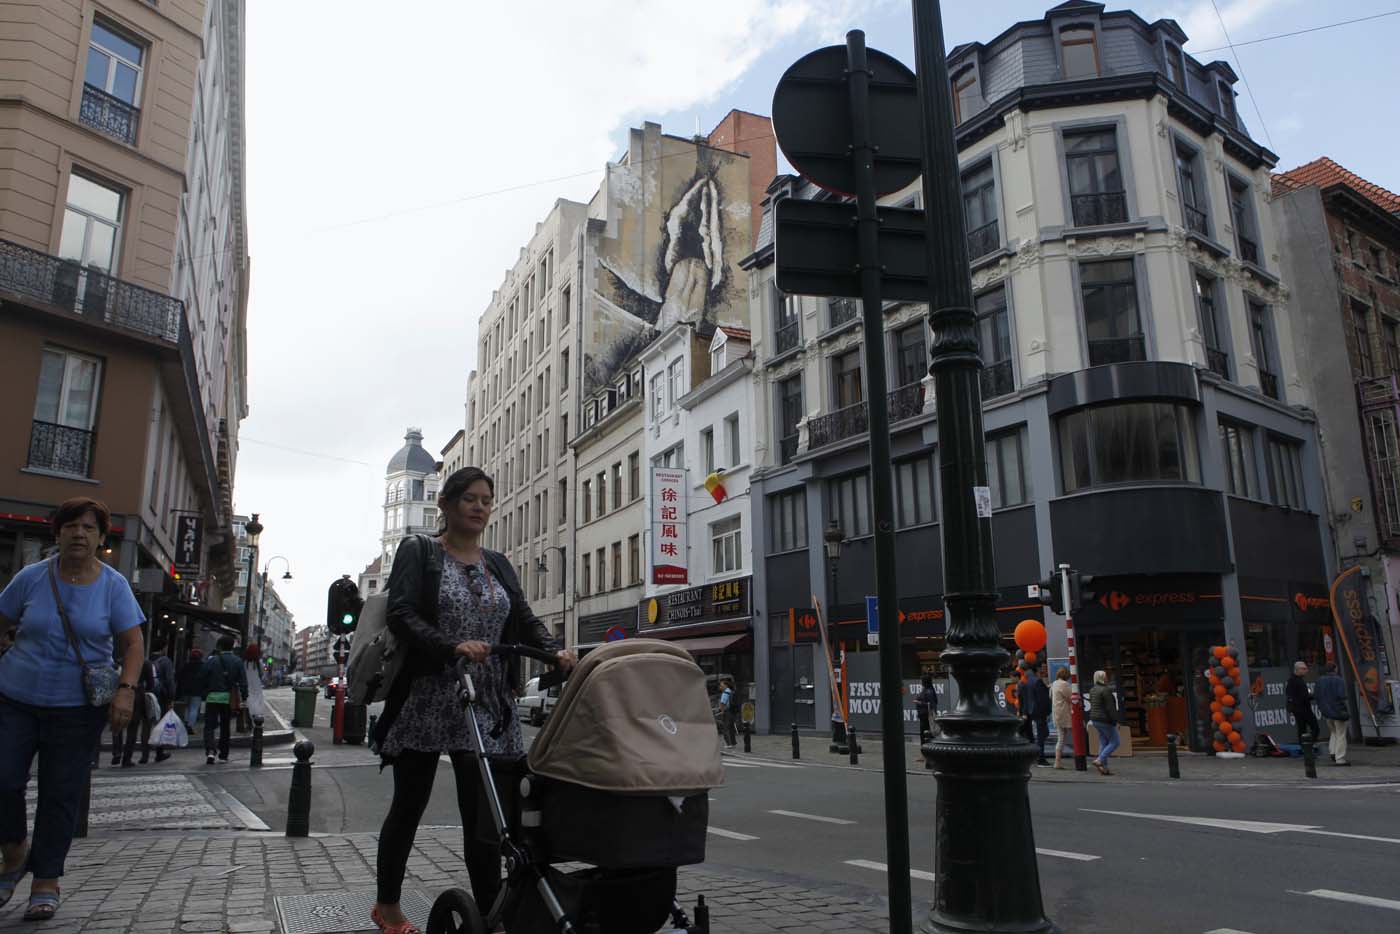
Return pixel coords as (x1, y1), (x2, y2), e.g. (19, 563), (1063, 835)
(663, 633), (752, 655)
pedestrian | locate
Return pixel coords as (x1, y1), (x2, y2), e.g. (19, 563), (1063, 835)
(1029, 665), (1052, 767)
(1088, 669), (1120, 775)
(115, 654), (158, 767)
(371, 467), (575, 934)
(200, 636), (247, 765)
(243, 642), (268, 728)
(1286, 660), (1319, 751)
(1313, 663), (1349, 766)
(0, 498), (145, 921)
(1051, 668), (1073, 768)
(915, 673), (935, 745)
(176, 648), (205, 731)
(718, 677), (738, 749)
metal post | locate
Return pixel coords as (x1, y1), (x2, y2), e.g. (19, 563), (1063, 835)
(911, 2), (1054, 931)
(845, 31), (913, 933)
(1063, 564), (1088, 772)
(250, 716), (264, 767)
(285, 740), (314, 837)
(1167, 733), (1180, 779)
(849, 727), (859, 765)
(332, 662), (346, 744)
(368, 713), (380, 753)
(1302, 727), (1317, 779)
(791, 722), (800, 760)
(743, 721), (752, 754)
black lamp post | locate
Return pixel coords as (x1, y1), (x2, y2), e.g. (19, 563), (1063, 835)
(823, 520), (847, 752)
(537, 545), (569, 647)
(256, 556), (292, 665)
(240, 514), (263, 649)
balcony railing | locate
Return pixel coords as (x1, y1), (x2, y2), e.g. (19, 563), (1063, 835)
(775, 320), (801, 355)
(1259, 369), (1279, 400)
(980, 360), (1015, 399)
(0, 237), (182, 345)
(779, 434), (799, 465)
(808, 401), (869, 449)
(1237, 235), (1260, 266)
(79, 84), (140, 145)
(1206, 347), (1230, 380)
(1071, 191), (1129, 227)
(1183, 204), (1209, 237)
(829, 298), (859, 329)
(28, 421), (94, 477)
(967, 219), (1000, 259)
(1087, 336), (1146, 367)
(889, 382), (926, 421)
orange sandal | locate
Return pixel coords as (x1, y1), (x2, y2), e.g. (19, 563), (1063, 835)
(371, 905), (422, 934)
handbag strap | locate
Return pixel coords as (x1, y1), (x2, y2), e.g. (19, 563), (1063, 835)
(47, 557), (89, 669)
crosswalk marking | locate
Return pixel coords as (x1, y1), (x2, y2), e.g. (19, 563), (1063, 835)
(844, 859), (937, 883)
(1289, 889), (1400, 912)
(707, 826), (759, 841)
(768, 809), (855, 825)
(1296, 828), (1400, 845)
(722, 756), (801, 769)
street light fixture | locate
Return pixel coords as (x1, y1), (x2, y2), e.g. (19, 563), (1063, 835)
(256, 555), (293, 665)
(240, 513), (263, 648)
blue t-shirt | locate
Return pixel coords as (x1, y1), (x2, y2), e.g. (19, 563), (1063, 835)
(0, 559), (145, 707)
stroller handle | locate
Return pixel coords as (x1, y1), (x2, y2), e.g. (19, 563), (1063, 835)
(489, 643), (563, 666)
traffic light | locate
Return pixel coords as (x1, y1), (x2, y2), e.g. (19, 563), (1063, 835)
(327, 576), (363, 635)
(1037, 573), (1064, 616)
(1071, 573), (1099, 613)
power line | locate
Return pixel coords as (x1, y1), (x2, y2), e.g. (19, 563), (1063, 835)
(1209, 0), (1274, 151)
(240, 436), (371, 467)
(1192, 9), (1400, 54)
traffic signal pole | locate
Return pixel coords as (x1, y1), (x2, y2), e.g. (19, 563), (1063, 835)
(1061, 563), (1088, 772)
(332, 664), (346, 745)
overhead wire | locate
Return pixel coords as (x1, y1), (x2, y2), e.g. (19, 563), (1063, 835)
(1208, 0), (1274, 151)
(1191, 9), (1400, 54)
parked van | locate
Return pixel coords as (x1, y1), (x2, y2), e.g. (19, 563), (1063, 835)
(516, 676), (560, 726)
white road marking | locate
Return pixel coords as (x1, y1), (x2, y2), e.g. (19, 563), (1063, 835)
(1082, 809), (1313, 834)
(1289, 889), (1400, 912)
(844, 859), (937, 883)
(1035, 847), (1100, 862)
(1296, 829), (1400, 845)
(1301, 783), (1400, 791)
(723, 756), (801, 769)
(768, 809), (855, 825)
(1204, 928), (1258, 933)
(720, 760), (760, 769)
(707, 826), (758, 841)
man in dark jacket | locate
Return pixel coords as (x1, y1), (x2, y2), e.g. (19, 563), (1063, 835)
(1313, 664), (1350, 765)
(1286, 661), (1320, 748)
(1028, 667), (1052, 767)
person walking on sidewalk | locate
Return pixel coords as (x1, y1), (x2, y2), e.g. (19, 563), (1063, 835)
(371, 467), (575, 934)
(1286, 660), (1319, 751)
(1029, 665), (1052, 767)
(176, 648), (205, 731)
(115, 655), (158, 767)
(1050, 668), (1073, 768)
(915, 673), (935, 745)
(1314, 663), (1350, 766)
(1088, 670), (1121, 775)
(718, 677), (739, 749)
(0, 498), (145, 921)
(201, 636), (247, 764)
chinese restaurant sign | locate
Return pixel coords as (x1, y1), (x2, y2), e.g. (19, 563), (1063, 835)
(650, 467), (688, 584)
(640, 577), (752, 631)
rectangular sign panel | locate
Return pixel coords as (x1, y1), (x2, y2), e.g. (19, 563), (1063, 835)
(174, 515), (203, 576)
(650, 467), (688, 584)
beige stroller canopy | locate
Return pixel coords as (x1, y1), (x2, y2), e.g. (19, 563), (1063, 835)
(528, 639), (724, 796)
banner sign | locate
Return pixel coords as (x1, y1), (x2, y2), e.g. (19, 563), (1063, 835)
(1329, 566), (1395, 717)
(650, 467), (688, 584)
(844, 652), (945, 734)
(639, 576), (751, 631)
(173, 515), (203, 576)
(1247, 666), (1330, 743)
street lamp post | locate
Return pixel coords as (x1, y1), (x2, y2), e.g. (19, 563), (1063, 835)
(823, 521), (847, 753)
(240, 514), (263, 649)
(255, 556), (293, 667)
(536, 545), (569, 647)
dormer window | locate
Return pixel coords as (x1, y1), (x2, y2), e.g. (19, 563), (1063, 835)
(951, 67), (978, 123)
(1164, 42), (1185, 87)
(1217, 81), (1237, 126)
(711, 344), (725, 373)
(1060, 26), (1100, 79)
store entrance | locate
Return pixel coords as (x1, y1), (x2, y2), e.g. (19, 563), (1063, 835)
(1077, 625), (1222, 752)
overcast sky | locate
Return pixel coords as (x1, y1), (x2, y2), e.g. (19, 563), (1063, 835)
(236, 0), (1400, 636)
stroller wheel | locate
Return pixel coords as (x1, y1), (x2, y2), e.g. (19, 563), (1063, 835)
(426, 888), (487, 934)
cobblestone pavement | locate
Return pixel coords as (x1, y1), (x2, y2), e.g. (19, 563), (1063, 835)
(0, 827), (896, 933)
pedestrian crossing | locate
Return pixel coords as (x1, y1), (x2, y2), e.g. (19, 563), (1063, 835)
(23, 773), (244, 832)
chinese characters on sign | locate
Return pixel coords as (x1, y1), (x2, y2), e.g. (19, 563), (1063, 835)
(639, 576), (753, 630)
(174, 515), (203, 577)
(651, 467), (688, 584)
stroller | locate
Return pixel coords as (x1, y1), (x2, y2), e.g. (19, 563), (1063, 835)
(425, 640), (722, 934)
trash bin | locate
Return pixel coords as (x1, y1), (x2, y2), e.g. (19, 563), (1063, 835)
(292, 685), (318, 728)
(342, 702), (367, 746)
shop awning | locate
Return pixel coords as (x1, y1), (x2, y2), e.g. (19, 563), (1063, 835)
(157, 600), (245, 634)
(664, 633), (752, 656)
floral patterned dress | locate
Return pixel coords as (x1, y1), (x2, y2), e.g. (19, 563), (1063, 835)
(380, 553), (522, 758)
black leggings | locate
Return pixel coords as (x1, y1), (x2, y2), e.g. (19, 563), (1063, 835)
(376, 750), (504, 908)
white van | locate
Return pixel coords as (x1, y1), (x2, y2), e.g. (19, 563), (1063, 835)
(516, 676), (560, 726)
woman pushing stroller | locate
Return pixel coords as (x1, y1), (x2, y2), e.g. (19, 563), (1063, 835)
(371, 466), (575, 934)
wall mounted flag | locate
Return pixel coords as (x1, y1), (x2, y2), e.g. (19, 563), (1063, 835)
(704, 471), (728, 504)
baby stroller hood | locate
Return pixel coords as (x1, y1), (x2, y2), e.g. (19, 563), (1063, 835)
(528, 639), (723, 795)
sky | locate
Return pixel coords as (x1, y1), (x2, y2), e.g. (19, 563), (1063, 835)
(236, 0), (1400, 635)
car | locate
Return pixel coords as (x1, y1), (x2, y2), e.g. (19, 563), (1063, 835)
(515, 676), (560, 726)
(324, 676), (346, 699)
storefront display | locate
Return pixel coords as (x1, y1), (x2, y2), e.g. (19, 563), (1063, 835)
(638, 576), (754, 704)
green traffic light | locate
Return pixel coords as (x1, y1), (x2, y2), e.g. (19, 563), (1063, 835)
(342, 613), (354, 625)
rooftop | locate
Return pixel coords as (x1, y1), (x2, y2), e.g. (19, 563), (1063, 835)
(1272, 157), (1400, 216)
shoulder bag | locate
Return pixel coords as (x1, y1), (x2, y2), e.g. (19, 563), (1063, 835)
(47, 558), (121, 706)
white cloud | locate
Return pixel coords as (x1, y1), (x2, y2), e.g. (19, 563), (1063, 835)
(1156, 0), (1300, 53)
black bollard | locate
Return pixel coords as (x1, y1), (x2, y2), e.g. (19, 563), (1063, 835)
(250, 716), (264, 768)
(1166, 733), (1180, 779)
(75, 771), (91, 838)
(849, 727), (859, 765)
(694, 895), (709, 931)
(285, 740), (315, 837)
(742, 721), (752, 754)
(791, 722), (800, 760)
(1302, 729), (1317, 779)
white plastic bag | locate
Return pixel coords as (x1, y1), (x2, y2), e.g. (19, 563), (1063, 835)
(153, 709), (189, 748)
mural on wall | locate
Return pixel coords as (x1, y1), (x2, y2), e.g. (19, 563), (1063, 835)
(584, 123), (755, 394)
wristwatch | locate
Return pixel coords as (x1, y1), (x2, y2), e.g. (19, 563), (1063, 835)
(117, 682), (136, 692)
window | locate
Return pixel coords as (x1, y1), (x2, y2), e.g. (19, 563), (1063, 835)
(1080, 259), (1145, 365)
(768, 489), (808, 553)
(1217, 81), (1237, 126)
(827, 471), (872, 537)
(1058, 402), (1201, 493)
(962, 161), (999, 258)
(725, 415), (741, 468)
(1229, 177), (1259, 264)
(596, 547), (606, 592)
(667, 359), (685, 409)
(556, 547), (567, 595)
(557, 479), (567, 524)
(82, 21), (144, 143)
(650, 373), (665, 421)
(559, 414), (568, 453)
(1195, 272), (1229, 379)
(828, 298), (859, 329)
(1064, 129), (1125, 227)
(596, 472), (606, 517)
(1219, 420), (1257, 498)
(611, 462), (622, 510)
(582, 479), (592, 522)
(1263, 435), (1306, 509)
(29, 347), (102, 476)
(711, 515), (743, 574)
(951, 68), (978, 124)
(700, 427), (714, 474)
(560, 348), (569, 386)
(628, 534), (641, 584)
(894, 322), (926, 389)
(1352, 300), (1374, 378)
(1250, 301), (1279, 399)
(986, 428), (1031, 508)
(777, 375), (803, 465)
(59, 174), (124, 273)
(894, 456), (935, 528)
(628, 452), (640, 500)
(711, 344), (725, 373)
(1385, 320), (1400, 376)
(1164, 42), (1185, 87)
(832, 348), (863, 408)
(977, 287), (1013, 397)
(611, 541), (622, 590)
(1176, 143), (1208, 236)
(1059, 26), (1100, 78)
(581, 553), (591, 596)
(560, 285), (571, 326)
(774, 286), (801, 354)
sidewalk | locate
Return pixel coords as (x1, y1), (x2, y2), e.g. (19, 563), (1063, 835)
(739, 728), (1400, 784)
(0, 827), (896, 933)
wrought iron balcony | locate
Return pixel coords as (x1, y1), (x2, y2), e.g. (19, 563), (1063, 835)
(808, 401), (869, 449)
(889, 382), (926, 421)
(966, 219), (999, 259)
(829, 298), (859, 329)
(1087, 336), (1146, 367)
(1237, 235), (1260, 266)
(1183, 204), (1209, 237)
(1206, 347), (1230, 380)
(0, 237), (183, 345)
(980, 360), (1014, 399)
(774, 320), (801, 355)
(779, 435), (799, 465)
(79, 84), (140, 146)
(28, 421), (94, 477)
(1259, 369), (1279, 400)
(1070, 191), (1129, 227)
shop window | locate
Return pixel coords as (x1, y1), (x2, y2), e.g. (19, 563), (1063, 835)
(1244, 622), (1284, 669)
(1218, 420), (1257, 498)
(1079, 259), (1145, 365)
(1262, 434), (1306, 510)
(977, 287), (1013, 398)
(1059, 26), (1100, 78)
(768, 489), (807, 554)
(827, 471), (872, 537)
(986, 427), (1030, 508)
(711, 515), (743, 574)
(894, 455), (935, 528)
(1058, 402), (1201, 493)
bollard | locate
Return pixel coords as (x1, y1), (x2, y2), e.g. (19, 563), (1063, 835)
(285, 740), (315, 837)
(848, 727), (859, 765)
(791, 722), (800, 760)
(742, 721), (752, 754)
(1166, 733), (1180, 779)
(250, 716), (264, 768)
(367, 713), (379, 751)
(694, 895), (708, 930)
(1302, 728), (1317, 779)
(75, 771), (91, 839)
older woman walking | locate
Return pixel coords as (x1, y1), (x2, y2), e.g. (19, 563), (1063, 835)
(0, 498), (145, 920)
(1088, 669), (1121, 775)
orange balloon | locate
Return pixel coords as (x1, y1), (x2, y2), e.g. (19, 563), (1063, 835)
(1211, 701), (1222, 713)
(1014, 620), (1048, 653)
(1213, 741), (1226, 752)
(1213, 685), (1227, 697)
(1231, 741), (1247, 752)
(1231, 709), (1243, 722)
(1221, 695), (1236, 707)
(1025, 651), (1038, 665)
(1213, 646), (1228, 659)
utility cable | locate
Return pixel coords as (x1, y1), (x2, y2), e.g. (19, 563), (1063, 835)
(1192, 9), (1400, 54)
(1209, 0), (1274, 151)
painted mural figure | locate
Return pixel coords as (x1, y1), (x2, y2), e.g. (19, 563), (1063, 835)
(657, 173), (725, 331)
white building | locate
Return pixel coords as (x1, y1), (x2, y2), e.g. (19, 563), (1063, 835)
(359, 428), (439, 598)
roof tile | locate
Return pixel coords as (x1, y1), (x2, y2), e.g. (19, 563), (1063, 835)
(1272, 157), (1400, 215)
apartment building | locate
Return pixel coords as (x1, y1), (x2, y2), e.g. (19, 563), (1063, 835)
(358, 428), (439, 599)
(0, 0), (249, 656)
